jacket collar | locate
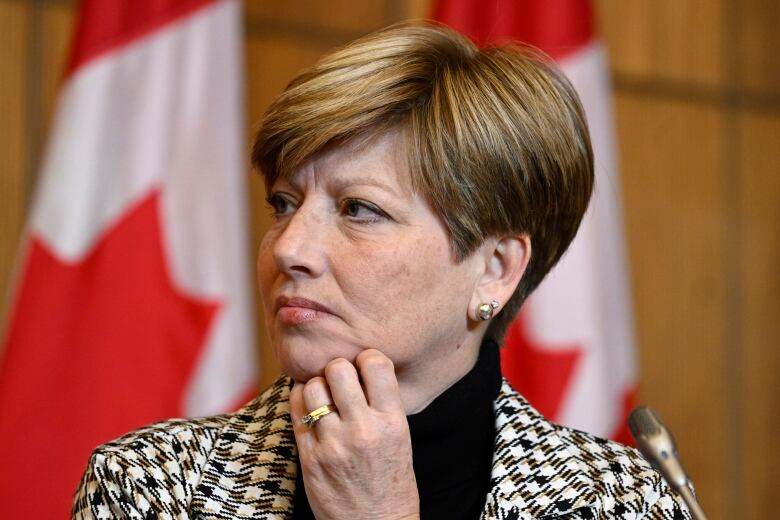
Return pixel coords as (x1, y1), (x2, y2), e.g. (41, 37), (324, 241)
(193, 377), (298, 518)
(193, 377), (597, 519)
(485, 380), (598, 519)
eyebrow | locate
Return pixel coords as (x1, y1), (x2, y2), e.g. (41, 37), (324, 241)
(325, 175), (406, 197)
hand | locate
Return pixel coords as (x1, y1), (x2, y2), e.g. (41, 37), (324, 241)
(289, 349), (420, 520)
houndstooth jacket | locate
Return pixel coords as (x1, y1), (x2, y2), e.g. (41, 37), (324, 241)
(73, 376), (691, 519)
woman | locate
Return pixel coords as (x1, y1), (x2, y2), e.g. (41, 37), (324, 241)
(73, 23), (690, 519)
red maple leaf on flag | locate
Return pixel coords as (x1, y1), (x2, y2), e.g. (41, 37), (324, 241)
(0, 191), (219, 516)
(501, 320), (636, 444)
(501, 312), (582, 420)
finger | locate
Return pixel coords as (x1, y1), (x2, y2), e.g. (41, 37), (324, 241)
(289, 382), (316, 452)
(289, 382), (311, 428)
(302, 377), (339, 431)
(324, 358), (368, 421)
(355, 349), (402, 412)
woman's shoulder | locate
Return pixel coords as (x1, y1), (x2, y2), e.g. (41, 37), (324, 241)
(72, 413), (240, 518)
(96, 413), (230, 453)
(491, 380), (691, 519)
(72, 377), (294, 519)
(88, 413), (232, 478)
(552, 423), (691, 519)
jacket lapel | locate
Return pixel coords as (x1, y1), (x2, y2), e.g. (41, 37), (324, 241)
(191, 377), (598, 519)
(483, 380), (598, 519)
(192, 377), (298, 519)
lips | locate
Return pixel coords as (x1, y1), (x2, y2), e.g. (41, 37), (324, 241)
(275, 296), (336, 325)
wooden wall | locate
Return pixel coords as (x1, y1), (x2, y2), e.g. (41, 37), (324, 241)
(1, 1), (777, 518)
(596, 2), (780, 518)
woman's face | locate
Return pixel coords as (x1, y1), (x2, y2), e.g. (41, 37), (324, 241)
(258, 131), (486, 406)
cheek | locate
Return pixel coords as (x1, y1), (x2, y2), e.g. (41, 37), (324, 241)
(256, 233), (277, 305)
(340, 237), (462, 318)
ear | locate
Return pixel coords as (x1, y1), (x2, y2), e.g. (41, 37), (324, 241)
(469, 234), (531, 321)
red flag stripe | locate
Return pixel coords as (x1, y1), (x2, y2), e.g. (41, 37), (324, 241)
(0, 192), (220, 517)
(433, 0), (593, 60)
(66, 0), (217, 76)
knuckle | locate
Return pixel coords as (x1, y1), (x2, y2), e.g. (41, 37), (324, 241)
(304, 376), (326, 389)
(382, 413), (410, 441)
(354, 422), (380, 443)
(303, 377), (326, 398)
(324, 357), (355, 378)
(358, 349), (393, 370)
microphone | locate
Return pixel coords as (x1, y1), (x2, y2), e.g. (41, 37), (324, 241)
(628, 406), (708, 520)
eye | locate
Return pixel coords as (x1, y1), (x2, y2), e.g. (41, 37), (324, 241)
(341, 199), (390, 223)
(266, 192), (296, 218)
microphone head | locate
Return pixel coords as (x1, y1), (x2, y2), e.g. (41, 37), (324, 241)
(628, 406), (687, 488)
(628, 406), (664, 438)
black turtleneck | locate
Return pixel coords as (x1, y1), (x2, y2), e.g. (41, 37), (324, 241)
(293, 340), (501, 520)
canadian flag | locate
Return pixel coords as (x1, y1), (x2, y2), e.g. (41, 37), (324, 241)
(0, 0), (256, 517)
(435, 0), (637, 443)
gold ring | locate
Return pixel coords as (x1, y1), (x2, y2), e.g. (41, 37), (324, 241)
(302, 404), (337, 427)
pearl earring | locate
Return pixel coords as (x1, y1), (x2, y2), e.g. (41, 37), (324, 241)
(477, 300), (499, 321)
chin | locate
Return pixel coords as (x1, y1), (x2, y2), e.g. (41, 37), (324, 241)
(274, 336), (361, 382)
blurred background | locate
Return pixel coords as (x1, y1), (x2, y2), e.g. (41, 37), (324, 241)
(0, 1), (777, 519)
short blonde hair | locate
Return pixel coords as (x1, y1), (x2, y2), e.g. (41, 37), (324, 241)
(253, 23), (593, 341)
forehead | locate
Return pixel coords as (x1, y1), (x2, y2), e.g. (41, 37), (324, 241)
(282, 130), (415, 196)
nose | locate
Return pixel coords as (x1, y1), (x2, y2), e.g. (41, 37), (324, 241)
(271, 202), (327, 279)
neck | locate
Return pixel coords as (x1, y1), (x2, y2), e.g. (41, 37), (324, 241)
(396, 329), (486, 414)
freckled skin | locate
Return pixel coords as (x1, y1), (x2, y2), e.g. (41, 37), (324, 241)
(257, 130), (488, 413)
